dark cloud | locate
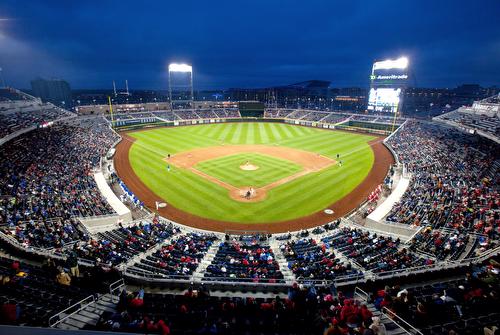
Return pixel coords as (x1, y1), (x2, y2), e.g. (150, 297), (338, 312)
(0, 0), (499, 89)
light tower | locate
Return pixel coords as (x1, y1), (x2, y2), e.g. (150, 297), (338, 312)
(168, 63), (193, 110)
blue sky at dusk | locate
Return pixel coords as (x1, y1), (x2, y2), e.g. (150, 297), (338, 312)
(0, 0), (499, 89)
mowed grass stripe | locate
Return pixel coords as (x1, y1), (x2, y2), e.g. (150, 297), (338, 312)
(258, 123), (270, 143)
(229, 123), (243, 143)
(216, 122), (235, 142)
(253, 123), (262, 144)
(267, 123), (282, 143)
(279, 123), (294, 139)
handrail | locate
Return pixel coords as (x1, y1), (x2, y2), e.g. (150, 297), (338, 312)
(354, 286), (369, 302)
(49, 294), (97, 328)
(381, 306), (423, 335)
(125, 266), (365, 287)
(109, 278), (125, 303)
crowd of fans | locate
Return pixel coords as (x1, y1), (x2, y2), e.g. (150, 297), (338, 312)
(0, 118), (119, 229)
(386, 121), (499, 240)
(205, 240), (283, 282)
(1, 217), (87, 250)
(72, 219), (178, 266)
(410, 226), (470, 261)
(369, 264), (499, 334)
(323, 227), (430, 273)
(280, 237), (359, 280)
(128, 232), (218, 279)
(0, 256), (108, 327)
(0, 103), (74, 139)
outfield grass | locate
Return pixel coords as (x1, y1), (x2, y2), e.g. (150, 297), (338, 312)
(196, 153), (302, 188)
(127, 122), (375, 223)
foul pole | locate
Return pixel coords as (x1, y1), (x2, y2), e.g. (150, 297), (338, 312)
(108, 96), (115, 128)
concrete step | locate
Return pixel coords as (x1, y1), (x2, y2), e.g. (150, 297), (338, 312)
(62, 316), (87, 329)
(57, 323), (80, 330)
(79, 309), (101, 320)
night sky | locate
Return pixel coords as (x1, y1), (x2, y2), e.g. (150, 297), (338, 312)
(0, 0), (499, 90)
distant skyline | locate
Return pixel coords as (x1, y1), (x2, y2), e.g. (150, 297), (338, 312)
(0, 0), (499, 90)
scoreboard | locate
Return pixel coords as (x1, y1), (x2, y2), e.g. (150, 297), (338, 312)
(367, 57), (409, 114)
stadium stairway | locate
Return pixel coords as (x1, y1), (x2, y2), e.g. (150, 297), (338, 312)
(54, 293), (118, 330)
(191, 240), (221, 281)
(461, 235), (478, 260)
(269, 239), (296, 284)
(120, 231), (180, 271)
(354, 288), (421, 335)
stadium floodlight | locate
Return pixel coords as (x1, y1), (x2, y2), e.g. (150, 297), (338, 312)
(168, 63), (192, 73)
(168, 63), (194, 109)
(373, 57), (408, 71)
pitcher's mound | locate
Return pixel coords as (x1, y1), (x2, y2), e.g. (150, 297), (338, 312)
(240, 161), (259, 171)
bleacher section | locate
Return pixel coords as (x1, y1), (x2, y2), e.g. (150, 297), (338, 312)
(434, 94), (500, 142)
(204, 240), (284, 283)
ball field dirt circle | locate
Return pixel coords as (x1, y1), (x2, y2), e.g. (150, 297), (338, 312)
(239, 162), (259, 171)
(113, 122), (394, 233)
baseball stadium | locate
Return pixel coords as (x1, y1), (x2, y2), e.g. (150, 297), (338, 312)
(0, 2), (500, 334)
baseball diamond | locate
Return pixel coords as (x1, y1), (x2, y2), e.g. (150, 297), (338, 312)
(114, 122), (394, 231)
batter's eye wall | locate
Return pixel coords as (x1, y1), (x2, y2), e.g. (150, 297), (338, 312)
(239, 101), (264, 117)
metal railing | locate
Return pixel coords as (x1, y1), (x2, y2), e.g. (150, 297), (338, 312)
(353, 286), (369, 302)
(49, 294), (97, 328)
(381, 306), (423, 335)
(124, 265), (366, 288)
(109, 278), (125, 303)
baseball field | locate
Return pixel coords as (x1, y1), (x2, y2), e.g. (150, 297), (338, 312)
(114, 122), (390, 228)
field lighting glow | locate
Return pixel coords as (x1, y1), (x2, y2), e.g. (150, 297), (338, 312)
(373, 57), (408, 70)
(168, 63), (192, 73)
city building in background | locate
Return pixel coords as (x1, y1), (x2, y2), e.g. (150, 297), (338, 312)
(30, 78), (72, 106)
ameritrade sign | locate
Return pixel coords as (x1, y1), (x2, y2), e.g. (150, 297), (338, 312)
(371, 74), (408, 80)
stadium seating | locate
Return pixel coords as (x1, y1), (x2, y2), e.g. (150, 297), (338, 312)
(386, 121), (499, 238)
(280, 237), (359, 280)
(127, 232), (218, 279)
(73, 219), (178, 266)
(321, 227), (430, 273)
(0, 102), (74, 139)
(369, 268), (500, 334)
(0, 117), (119, 228)
(205, 240), (284, 283)
(0, 257), (94, 327)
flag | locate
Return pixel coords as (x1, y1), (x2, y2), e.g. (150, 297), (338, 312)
(155, 201), (167, 210)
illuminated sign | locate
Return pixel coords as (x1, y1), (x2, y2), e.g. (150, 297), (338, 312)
(373, 57), (408, 70)
(372, 74), (408, 80)
(168, 63), (192, 73)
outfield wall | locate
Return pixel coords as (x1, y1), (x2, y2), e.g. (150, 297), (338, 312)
(113, 116), (396, 136)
